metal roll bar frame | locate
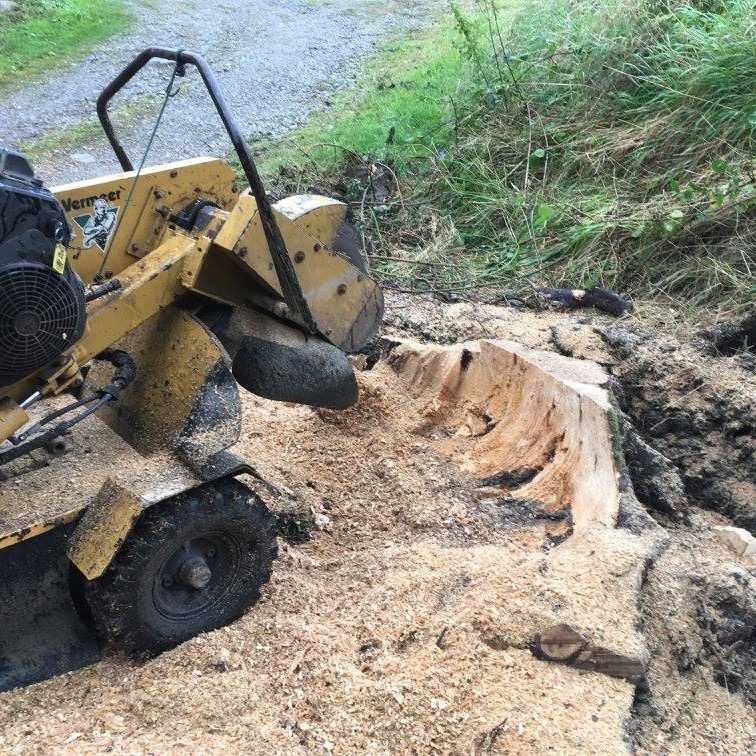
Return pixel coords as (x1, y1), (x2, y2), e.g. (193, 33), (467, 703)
(96, 47), (315, 331)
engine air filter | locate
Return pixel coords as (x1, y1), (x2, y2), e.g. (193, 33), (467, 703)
(0, 262), (85, 385)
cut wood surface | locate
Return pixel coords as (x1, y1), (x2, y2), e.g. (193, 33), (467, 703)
(538, 623), (646, 683)
(388, 338), (620, 529)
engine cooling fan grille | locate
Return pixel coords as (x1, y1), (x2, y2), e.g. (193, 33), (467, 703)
(0, 263), (82, 383)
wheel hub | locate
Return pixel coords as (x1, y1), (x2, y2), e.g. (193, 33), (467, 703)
(178, 557), (213, 590)
(152, 531), (242, 621)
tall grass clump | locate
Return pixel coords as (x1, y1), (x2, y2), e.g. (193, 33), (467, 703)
(435, 0), (756, 309)
(324, 0), (756, 312)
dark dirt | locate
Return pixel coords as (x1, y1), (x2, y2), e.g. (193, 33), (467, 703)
(602, 322), (756, 532)
(698, 565), (756, 705)
(633, 516), (756, 751)
(700, 310), (756, 357)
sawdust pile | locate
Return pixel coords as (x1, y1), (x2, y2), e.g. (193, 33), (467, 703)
(0, 296), (754, 753)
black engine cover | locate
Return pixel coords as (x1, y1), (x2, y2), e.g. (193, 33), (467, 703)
(0, 147), (86, 386)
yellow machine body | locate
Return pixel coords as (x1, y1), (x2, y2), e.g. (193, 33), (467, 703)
(54, 157), (239, 283)
(0, 48), (383, 692)
(3, 157), (381, 406)
(0, 155), (381, 690)
(0, 157), (381, 569)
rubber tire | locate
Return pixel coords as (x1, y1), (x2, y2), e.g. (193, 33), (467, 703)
(84, 479), (278, 658)
(332, 221), (371, 274)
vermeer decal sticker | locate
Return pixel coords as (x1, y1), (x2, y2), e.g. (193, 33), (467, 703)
(71, 197), (119, 253)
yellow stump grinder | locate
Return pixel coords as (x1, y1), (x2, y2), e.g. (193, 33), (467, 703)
(0, 48), (383, 691)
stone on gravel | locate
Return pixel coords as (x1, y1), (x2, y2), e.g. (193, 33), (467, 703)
(70, 152), (97, 165)
(714, 525), (756, 560)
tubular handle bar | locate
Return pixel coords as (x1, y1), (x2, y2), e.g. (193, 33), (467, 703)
(96, 47), (316, 331)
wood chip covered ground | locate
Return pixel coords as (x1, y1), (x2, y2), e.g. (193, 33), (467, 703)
(0, 295), (754, 754)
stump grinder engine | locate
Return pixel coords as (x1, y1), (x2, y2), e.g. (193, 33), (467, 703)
(0, 48), (383, 691)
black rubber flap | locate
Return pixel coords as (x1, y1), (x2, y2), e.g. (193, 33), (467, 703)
(233, 334), (358, 410)
(0, 526), (101, 692)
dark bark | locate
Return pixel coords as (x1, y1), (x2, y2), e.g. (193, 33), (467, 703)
(536, 287), (634, 317)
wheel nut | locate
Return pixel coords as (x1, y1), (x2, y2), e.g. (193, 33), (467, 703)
(161, 574), (174, 588)
(206, 547), (217, 558)
(179, 557), (213, 590)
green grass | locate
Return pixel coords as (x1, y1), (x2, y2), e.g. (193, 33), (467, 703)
(427, 0), (756, 311)
(262, 0), (756, 315)
(255, 21), (469, 181)
(0, 0), (131, 88)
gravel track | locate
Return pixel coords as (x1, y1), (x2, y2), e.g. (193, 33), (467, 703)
(0, 0), (441, 185)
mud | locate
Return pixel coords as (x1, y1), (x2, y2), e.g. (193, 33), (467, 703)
(0, 295), (753, 753)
